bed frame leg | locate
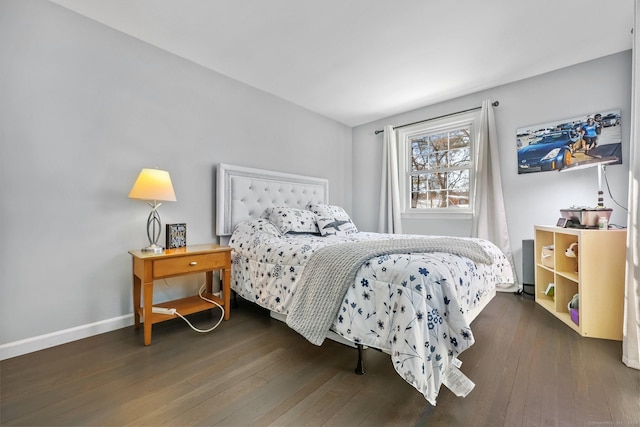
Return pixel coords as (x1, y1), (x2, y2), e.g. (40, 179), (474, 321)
(355, 344), (366, 375)
(231, 290), (238, 309)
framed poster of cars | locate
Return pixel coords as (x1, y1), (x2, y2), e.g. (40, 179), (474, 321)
(516, 109), (622, 174)
(166, 223), (187, 249)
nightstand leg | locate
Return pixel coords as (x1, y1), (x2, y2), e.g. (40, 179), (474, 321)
(133, 276), (141, 329)
(143, 281), (153, 345)
(222, 267), (231, 320)
(205, 271), (213, 294)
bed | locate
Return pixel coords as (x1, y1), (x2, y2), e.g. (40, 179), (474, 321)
(215, 163), (515, 405)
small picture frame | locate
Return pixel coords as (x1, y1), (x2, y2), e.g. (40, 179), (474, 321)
(556, 217), (569, 228)
(166, 223), (187, 249)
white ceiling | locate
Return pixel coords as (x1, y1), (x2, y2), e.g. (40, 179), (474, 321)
(50, 0), (634, 127)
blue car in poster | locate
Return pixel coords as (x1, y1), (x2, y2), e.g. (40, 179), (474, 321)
(517, 131), (580, 173)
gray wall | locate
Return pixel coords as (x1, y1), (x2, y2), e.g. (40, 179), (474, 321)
(352, 51), (632, 285)
(0, 0), (352, 347)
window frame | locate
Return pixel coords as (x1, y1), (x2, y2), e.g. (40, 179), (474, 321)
(397, 110), (481, 219)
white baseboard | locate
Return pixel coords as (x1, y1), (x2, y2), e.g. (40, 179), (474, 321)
(0, 314), (134, 361)
(495, 282), (520, 293)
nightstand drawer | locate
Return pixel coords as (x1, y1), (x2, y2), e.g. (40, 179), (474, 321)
(153, 253), (228, 278)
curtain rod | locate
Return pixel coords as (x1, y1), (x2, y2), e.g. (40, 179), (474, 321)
(374, 101), (499, 135)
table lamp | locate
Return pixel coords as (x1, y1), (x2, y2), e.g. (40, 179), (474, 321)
(129, 168), (176, 253)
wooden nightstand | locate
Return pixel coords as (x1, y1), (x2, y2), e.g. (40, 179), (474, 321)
(129, 243), (232, 345)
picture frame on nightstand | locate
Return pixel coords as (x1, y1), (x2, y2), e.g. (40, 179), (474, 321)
(166, 223), (187, 249)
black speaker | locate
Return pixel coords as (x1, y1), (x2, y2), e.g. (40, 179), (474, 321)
(522, 239), (535, 296)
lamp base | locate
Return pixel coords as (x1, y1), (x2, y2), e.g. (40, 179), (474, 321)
(141, 244), (164, 253)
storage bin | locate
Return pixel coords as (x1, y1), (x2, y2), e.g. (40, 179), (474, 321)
(541, 245), (554, 268)
(570, 308), (579, 325)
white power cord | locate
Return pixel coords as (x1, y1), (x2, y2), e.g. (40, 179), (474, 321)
(153, 283), (225, 333)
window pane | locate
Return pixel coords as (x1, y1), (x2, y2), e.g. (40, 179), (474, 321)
(410, 170), (470, 209)
(410, 174), (426, 208)
(427, 133), (448, 170)
(410, 137), (433, 171)
(427, 190), (447, 208)
(449, 128), (470, 149)
(449, 147), (470, 166)
(411, 133), (449, 171)
(448, 190), (469, 207)
(447, 169), (469, 190)
(446, 170), (470, 208)
(428, 172), (446, 190)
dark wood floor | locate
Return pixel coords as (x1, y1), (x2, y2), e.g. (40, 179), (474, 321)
(2, 293), (639, 426)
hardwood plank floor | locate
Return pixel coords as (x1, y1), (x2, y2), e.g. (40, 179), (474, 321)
(2, 293), (638, 426)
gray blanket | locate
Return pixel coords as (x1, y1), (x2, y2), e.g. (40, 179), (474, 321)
(286, 237), (492, 345)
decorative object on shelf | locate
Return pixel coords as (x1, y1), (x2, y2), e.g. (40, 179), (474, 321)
(166, 223), (187, 249)
(598, 215), (609, 230)
(565, 242), (579, 272)
(544, 283), (555, 297)
(129, 168), (177, 253)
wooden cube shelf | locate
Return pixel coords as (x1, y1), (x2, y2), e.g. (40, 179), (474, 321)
(534, 225), (626, 340)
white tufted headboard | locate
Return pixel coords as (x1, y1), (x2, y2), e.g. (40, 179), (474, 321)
(216, 163), (329, 238)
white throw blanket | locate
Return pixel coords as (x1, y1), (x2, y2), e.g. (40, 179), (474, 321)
(286, 237), (491, 345)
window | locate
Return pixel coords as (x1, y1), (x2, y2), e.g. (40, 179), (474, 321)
(397, 111), (480, 217)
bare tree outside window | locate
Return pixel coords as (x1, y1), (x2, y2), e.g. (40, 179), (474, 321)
(409, 126), (472, 209)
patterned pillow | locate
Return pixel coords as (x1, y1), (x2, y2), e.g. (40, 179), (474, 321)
(232, 218), (282, 238)
(307, 204), (358, 236)
(262, 207), (319, 234)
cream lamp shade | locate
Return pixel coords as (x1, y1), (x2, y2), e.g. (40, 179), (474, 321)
(129, 168), (177, 253)
(128, 168), (177, 202)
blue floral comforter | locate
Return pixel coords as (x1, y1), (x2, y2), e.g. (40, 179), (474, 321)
(229, 219), (514, 404)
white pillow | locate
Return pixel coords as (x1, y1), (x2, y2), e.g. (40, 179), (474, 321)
(307, 204), (358, 236)
(262, 207), (319, 234)
(232, 218), (282, 238)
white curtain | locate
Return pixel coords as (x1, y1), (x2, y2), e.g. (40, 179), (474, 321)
(472, 100), (518, 290)
(378, 125), (403, 234)
(622, 0), (640, 370)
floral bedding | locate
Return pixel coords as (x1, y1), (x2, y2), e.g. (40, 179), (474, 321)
(229, 218), (515, 405)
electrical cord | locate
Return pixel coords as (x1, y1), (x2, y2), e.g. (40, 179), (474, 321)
(173, 283), (225, 333)
(602, 166), (628, 212)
